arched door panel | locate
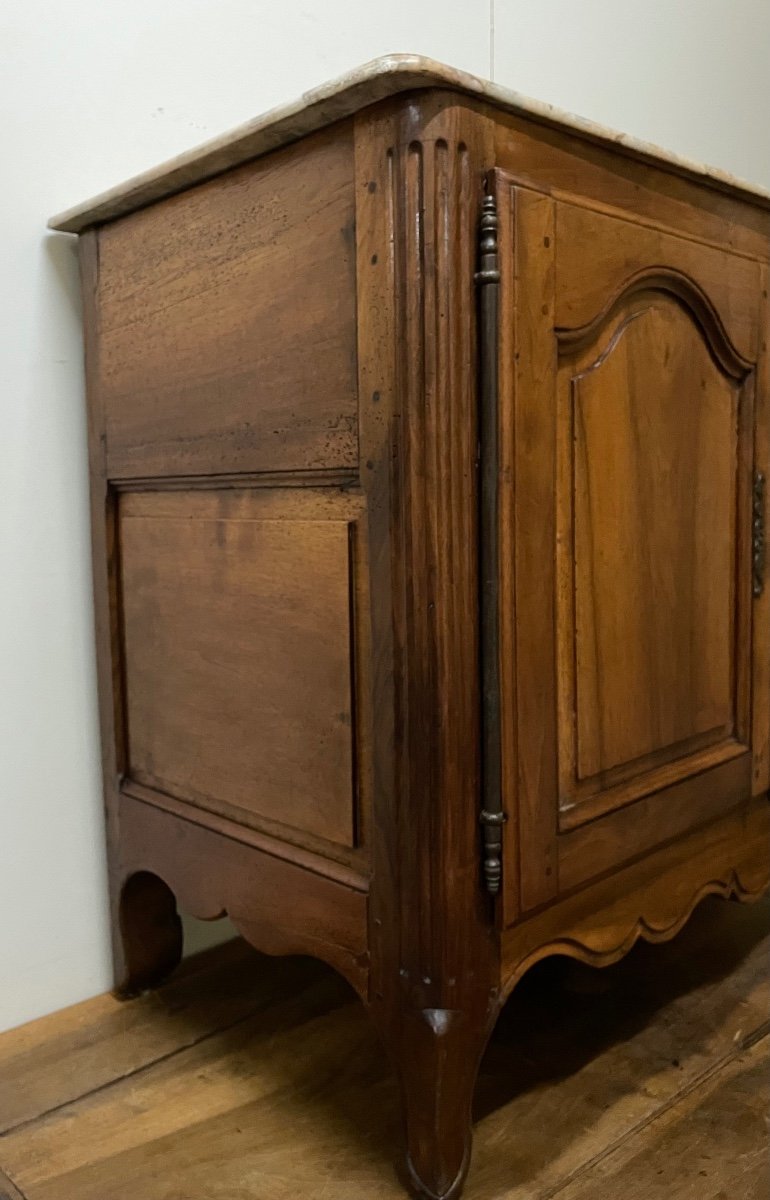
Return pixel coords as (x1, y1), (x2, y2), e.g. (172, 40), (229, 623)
(493, 177), (764, 921)
(557, 290), (753, 826)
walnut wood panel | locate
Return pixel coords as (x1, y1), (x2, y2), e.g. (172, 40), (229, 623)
(554, 205), (757, 829)
(562, 295), (749, 801)
(115, 791), (369, 1000)
(120, 778), (368, 893)
(558, 753), (752, 894)
(501, 799), (770, 999)
(496, 175), (520, 926)
(498, 181), (560, 922)
(96, 125), (358, 480)
(554, 202), (760, 361)
(119, 489), (361, 850)
(491, 105), (770, 262)
(496, 168), (763, 923)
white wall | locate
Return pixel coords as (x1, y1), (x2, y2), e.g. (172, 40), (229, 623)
(493, 0), (770, 188)
(1, 0), (768, 1033)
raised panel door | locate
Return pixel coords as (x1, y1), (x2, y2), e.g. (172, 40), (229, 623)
(496, 175), (764, 921)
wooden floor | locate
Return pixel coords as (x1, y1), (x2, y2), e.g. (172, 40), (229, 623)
(1, 896), (768, 1200)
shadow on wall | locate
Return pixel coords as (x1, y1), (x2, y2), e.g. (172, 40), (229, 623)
(45, 233), (81, 319)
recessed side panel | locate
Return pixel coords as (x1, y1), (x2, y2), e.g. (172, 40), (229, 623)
(118, 490), (361, 851)
(97, 124), (359, 480)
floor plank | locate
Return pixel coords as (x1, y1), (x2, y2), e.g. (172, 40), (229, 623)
(0, 940), (333, 1134)
(466, 896), (770, 1199)
(553, 1038), (769, 1200)
(0, 1166), (26, 1200)
(0, 896), (767, 1199)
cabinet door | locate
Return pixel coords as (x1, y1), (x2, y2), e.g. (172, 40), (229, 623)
(495, 174), (766, 921)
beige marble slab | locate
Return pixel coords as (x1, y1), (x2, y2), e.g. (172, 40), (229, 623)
(49, 54), (770, 233)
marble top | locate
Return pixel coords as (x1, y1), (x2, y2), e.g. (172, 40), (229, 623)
(49, 54), (770, 233)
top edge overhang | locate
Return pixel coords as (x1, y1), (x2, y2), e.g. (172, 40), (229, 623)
(48, 53), (770, 233)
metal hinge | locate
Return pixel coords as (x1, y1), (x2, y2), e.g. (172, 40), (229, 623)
(476, 184), (506, 897)
(753, 470), (766, 598)
(479, 809), (507, 896)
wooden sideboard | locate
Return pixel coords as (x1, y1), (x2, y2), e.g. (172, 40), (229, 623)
(51, 56), (770, 1200)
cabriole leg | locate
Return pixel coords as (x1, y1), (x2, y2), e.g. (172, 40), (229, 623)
(379, 1003), (497, 1200)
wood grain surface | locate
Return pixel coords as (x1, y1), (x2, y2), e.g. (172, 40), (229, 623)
(493, 154), (766, 938)
(570, 300), (740, 781)
(70, 84), (770, 1200)
(0, 896), (766, 1200)
(119, 491), (360, 848)
(96, 125), (359, 481)
(553, 201), (757, 828)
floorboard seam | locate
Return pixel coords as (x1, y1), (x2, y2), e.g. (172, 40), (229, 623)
(0, 1164), (29, 1200)
(740, 1017), (770, 1051)
(0, 991), (350, 1141)
(538, 1026), (770, 1199)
